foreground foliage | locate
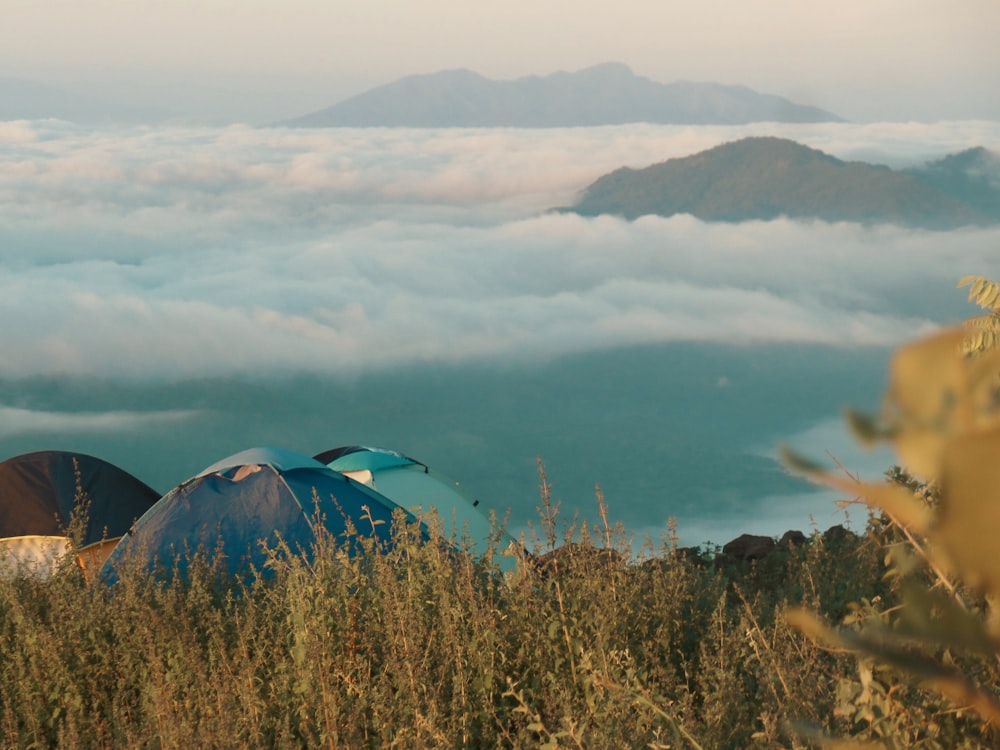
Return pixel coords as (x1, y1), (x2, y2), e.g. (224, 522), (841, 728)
(785, 325), (1000, 748)
(958, 275), (1000, 355)
(3, 493), (994, 749)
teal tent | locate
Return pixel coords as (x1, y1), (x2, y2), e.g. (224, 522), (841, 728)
(101, 447), (415, 581)
(315, 446), (519, 572)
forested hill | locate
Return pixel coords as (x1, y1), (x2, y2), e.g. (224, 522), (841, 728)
(566, 137), (1000, 229)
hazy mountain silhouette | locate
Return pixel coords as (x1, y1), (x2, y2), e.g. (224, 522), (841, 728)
(282, 63), (842, 127)
(0, 76), (167, 124)
(567, 137), (1000, 228)
(909, 146), (1000, 218)
(0, 77), (96, 121)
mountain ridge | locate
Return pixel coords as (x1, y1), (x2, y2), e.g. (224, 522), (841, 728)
(282, 62), (842, 127)
(0, 76), (170, 124)
(565, 137), (1000, 229)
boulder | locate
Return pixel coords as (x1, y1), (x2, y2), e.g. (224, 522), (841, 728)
(779, 530), (808, 548)
(722, 533), (776, 561)
(822, 524), (854, 544)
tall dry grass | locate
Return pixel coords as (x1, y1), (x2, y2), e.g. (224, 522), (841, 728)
(6, 485), (977, 750)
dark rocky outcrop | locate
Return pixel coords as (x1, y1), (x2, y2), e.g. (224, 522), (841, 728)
(779, 530), (808, 548)
(821, 524), (855, 545)
(722, 534), (777, 561)
(530, 524), (860, 579)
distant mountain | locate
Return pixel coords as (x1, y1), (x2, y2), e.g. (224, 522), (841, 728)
(0, 77), (93, 121)
(566, 137), (1000, 229)
(909, 146), (1000, 218)
(282, 63), (842, 128)
(0, 76), (166, 124)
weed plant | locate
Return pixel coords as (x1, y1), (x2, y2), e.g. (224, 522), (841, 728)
(5, 475), (974, 749)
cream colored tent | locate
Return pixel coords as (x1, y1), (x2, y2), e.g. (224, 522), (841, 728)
(0, 451), (160, 579)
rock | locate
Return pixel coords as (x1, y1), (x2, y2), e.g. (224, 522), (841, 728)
(722, 534), (776, 561)
(822, 524), (854, 544)
(779, 530), (808, 548)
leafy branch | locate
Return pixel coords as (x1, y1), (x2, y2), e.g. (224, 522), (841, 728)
(958, 275), (1000, 355)
(784, 322), (1000, 744)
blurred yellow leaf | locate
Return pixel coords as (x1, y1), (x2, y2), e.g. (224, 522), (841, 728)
(780, 450), (932, 536)
(785, 608), (846, 650)
(853, 481), (933, 537)
(844, 408), (891, 447)
(887, 329), (966, 425)
(897, 582), (999, 654)
(938, 427), (1000, 598)
(893, 427), (948, 482)
(967, 348), (1000, 425)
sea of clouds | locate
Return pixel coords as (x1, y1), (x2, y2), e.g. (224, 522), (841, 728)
(3, 117), (1000, 543)
(2, 118), (999, 383)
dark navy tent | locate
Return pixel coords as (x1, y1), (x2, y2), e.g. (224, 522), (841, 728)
(101, 447), (416, 581)
(315, 445), (520, 573)
(0, 450), (160, 578)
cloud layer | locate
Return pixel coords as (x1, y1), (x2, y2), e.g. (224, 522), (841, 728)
(0, 405), (199, 439)
(2, 120), (999, 381)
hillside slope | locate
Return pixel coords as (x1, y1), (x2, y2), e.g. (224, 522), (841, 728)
(568, 137), (1000, 228)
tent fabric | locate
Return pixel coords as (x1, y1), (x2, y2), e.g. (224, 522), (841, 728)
(0, 536), (123, 582)
(315, 446), (518, 572)
(198, 446), (332, 477)
(314, 445), (427, 473)
(102, 447), (418, 580)
(0, 451), (160, 549)
(76, 539), (121, 582)
(0, 535), (73, 579)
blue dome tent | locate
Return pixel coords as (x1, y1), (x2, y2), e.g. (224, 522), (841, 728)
(101, 447), (416, 581)
(314, 446), (520, 573)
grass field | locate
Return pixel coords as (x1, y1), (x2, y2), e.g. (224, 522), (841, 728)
(2, 484), (997, 750)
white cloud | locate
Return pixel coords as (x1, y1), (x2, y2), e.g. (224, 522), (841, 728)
(0, 405), (200, 438)
(751, 415), (898, 490)
(1, 121), (999, 380)
(0, 120), (39, 144)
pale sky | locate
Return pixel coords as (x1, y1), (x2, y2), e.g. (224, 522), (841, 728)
(2, 0), (999, 123)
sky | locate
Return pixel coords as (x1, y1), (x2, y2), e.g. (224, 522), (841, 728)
(2, 0), (1000, 123)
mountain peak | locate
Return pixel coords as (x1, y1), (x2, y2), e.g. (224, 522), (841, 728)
(281, 64), (842, 128)
(574, 61), (635, 77)
(568, 138), (1000, 229)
